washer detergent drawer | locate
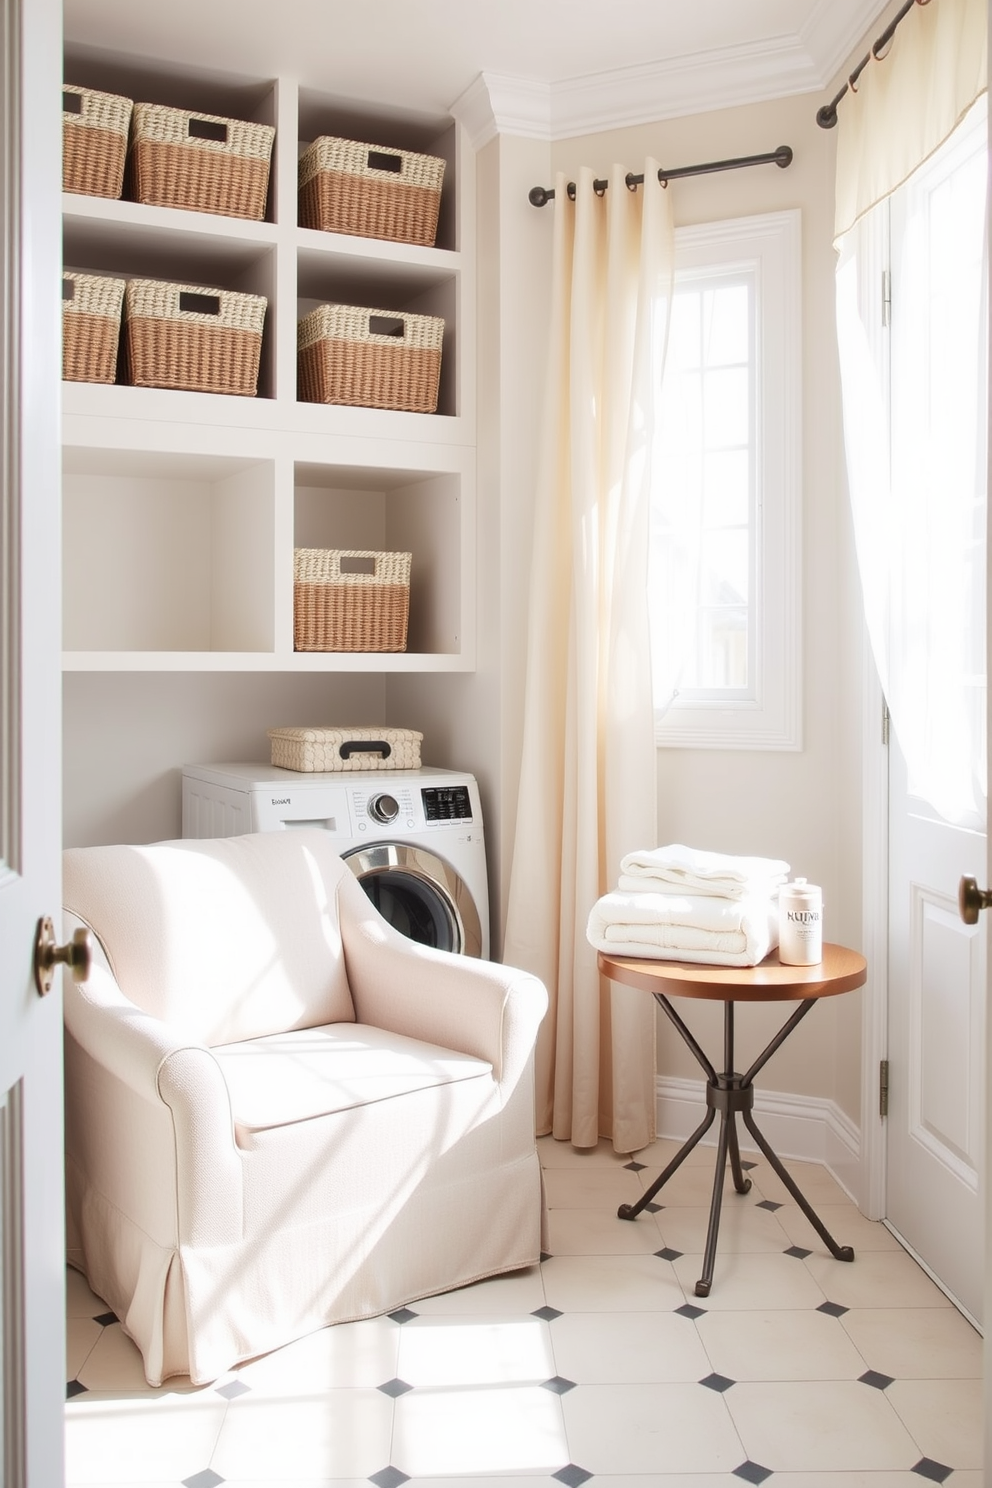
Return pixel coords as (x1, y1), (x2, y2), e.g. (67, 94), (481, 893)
(343, 843), (483, 958)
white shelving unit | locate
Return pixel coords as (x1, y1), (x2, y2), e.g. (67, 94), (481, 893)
(61, 47), (476, 674)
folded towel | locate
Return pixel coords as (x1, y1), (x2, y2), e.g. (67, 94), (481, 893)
(586, 889), (779, 968)
(619, 844), (790, 900)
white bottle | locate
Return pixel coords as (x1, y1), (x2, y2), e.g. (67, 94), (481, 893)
(778, 878), (823, 965)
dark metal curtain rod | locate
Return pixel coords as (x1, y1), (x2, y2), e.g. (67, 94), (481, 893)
(816, 0), (929, 128)
(527, 144), (793, 206)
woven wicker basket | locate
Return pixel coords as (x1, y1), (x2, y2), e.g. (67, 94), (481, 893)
(294, 548), (411, 653)
(267, 725), (423, 772)
(298, 135), (445, 246)
(128, 103), (275, 220)
(62, 272), (126, 384)
(63, 85), (132, 199)
(298, 304), (443, 413)
(123, 279), (267, 396)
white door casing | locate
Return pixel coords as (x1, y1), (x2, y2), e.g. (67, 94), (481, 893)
(0, 0), (66, 1481)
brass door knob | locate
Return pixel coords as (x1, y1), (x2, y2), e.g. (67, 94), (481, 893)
(958, 875), (992, 925)
(34, 917), (92, 996)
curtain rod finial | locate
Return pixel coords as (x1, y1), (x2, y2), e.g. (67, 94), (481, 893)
(816, 104), (839, 129)
(528, 185), (553, 207)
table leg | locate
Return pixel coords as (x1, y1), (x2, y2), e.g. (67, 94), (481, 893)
(617, 991), (719, 1222)
(741, 1105), (855, 1262)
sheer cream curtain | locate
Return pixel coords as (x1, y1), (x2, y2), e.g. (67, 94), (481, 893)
(834, 0), (988, 824)
(503, 163), (674, 1151)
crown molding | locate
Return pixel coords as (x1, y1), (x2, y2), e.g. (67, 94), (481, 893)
(450, 0), (892, 146)
(450, 72), (551, 150)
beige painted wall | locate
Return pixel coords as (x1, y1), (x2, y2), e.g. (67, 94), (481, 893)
(547, 93), (865, 1120)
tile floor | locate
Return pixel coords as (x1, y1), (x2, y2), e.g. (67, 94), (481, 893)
(65, 1135), (983, 1487)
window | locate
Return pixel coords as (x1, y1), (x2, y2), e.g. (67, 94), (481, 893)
(650, 210), (801, 749)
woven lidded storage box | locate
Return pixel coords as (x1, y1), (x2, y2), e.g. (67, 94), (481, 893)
(294, 548), (411, 653)
(268, 726), (423, 773)
(298, 304), (443, 414)
(63, 84), (133, 199)
(123, 279), (267, 396)
(128, 102), (275, 220)
(298, 135), (445, 246)
(62, 272), (125, 384)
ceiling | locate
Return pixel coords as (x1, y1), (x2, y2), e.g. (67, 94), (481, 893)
(63, 0), (893, 140)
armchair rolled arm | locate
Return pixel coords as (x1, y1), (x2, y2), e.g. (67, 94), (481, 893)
(338, 872), (548, 1085)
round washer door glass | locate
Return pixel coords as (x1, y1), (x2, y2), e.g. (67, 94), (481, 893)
(343, 843), (483, 957)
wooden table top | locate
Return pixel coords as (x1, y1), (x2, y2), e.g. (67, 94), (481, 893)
(598, 942), (868, 1003)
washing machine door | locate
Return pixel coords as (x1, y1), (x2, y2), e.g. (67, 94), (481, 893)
(343, 843), (483, 958)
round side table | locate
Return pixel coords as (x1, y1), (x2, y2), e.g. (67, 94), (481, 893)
(598, 943), (868, 1297)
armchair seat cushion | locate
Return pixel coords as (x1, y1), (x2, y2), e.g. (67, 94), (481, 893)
(213, 1022), (493, 1136)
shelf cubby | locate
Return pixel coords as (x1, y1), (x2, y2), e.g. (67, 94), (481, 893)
(63, 447), (276, 655)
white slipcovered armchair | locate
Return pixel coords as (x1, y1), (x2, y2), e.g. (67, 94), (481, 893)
(62, 830), (547, 1386)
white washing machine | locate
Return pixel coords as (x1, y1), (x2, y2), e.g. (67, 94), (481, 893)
(181, 762), (490, 958)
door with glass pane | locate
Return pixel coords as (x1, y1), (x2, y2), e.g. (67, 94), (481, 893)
(884, 101), (987, 1325)
(0, 0), (66, 1479)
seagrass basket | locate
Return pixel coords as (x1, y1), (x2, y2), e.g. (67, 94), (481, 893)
(128, 103), (275, 220)
(298, 304), (443, 413)
(293, 548), (411, 652)
(123, 279), (267, 396)
(267, 725), (423, 772)
(298, 135), (445, 246)
(62, 272), (126, 383)
(63, 85), (132, 198)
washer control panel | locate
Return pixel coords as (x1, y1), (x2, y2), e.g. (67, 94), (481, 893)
(422, 785), (473, 822)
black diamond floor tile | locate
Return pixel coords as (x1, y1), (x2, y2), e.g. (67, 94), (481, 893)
(911, 1460), (954, 1484)
(741, 1160), (758, 1170)
(654, 1246), (683, 1262)
(624, 1160), (647, 1171)
(387, 1307), (418, 1325)
(542, 1375), (577, 1394)
(540, 1250), (553, 1261)
(65, 1379), (88, 1399)
(181, 1471), (225, 1488)
(859, 1369), (895, 1391)
(734, 1461), (773, 1485)
(369, 1468), (410, 1488)
(93, 1311), (118, 1327)
(783, 1245), (812, 1259)
(378, 1377), (414, 1398)
(817, 1300), (849, 1317)
(532, 1305), (563, 1321)
(675, 1302), (706, 1320)
(644, 1201), (663, 1213)
(553, 1466), (594, 1487)
(214, 1379), (251, 1400)
(699, 1371), (735, 1392)
(755, 1199), (783, 1211)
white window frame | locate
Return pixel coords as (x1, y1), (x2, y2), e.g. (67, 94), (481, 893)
(654, 208), (802, 751)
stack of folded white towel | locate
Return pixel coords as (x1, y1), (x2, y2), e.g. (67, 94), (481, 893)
(586, 843), (790, 968)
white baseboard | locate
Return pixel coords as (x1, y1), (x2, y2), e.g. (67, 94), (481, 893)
(656, 1076), (862, 1206)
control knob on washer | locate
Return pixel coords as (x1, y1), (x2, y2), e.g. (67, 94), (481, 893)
(368, 792), (399, 824)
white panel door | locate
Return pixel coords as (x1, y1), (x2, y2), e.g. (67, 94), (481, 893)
(883, 99), (988, 1326)
(888, 738), (986, 1323)
(0, 0), (67, 1481)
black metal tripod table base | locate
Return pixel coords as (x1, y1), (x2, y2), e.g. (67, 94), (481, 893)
(599, 945), (868, 1299)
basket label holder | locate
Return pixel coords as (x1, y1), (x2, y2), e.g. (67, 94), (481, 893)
(63, 91), (83, 115)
